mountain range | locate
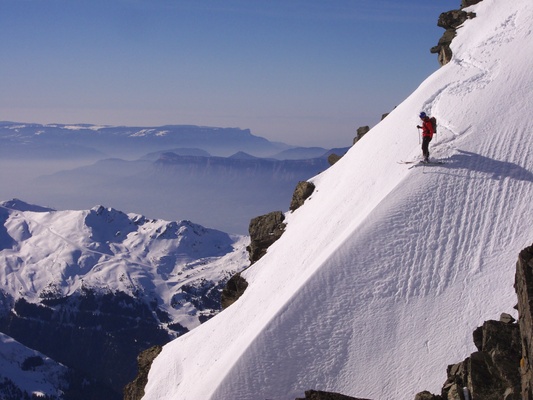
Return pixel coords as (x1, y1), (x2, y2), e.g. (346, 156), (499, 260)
(0, 123), (286, 159)
(0, 199), (249, 398)
(0, 122), (346, 234)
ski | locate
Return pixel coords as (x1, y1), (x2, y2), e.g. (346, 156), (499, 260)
(398, 160), (445, 165)
(397, 160), (419, 164)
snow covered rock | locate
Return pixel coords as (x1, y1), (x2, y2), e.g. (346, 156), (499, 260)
(290, 181), (316, 212)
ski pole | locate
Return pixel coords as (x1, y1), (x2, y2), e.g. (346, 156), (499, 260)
(417, 127), (421, 144)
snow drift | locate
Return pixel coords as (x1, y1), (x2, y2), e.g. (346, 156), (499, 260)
(143, 1), (533, 399)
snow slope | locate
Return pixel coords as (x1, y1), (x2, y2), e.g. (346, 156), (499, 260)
(143, 1), (533, 399)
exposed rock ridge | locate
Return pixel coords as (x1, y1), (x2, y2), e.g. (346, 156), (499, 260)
(246, 211), (287, 264)
(515, 242), (533, 399)
(431, 0), (482, 66)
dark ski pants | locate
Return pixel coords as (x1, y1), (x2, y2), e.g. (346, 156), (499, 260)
(422, 136), (432, 159)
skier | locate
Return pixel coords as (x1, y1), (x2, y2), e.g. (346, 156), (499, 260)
(416, 112), (435, 163)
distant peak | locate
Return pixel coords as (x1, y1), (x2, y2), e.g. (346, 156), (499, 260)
(0, 199), (55, 213)
(228, 151), (259, 160)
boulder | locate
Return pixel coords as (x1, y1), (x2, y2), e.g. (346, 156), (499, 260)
(221, 273), (249, 309)
(328, 153), (343, 166)
(353, 126), (370, 145)
(290, 181), (316, 211)
(247, 211), (286, 263)
(501, 312), (516, 324)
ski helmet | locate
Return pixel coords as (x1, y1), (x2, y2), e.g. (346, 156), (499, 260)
(419, 112), (427, 118)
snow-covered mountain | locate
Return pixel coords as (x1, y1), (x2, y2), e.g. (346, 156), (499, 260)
(0, 199), (249, 398)
(142, 1), (533, 399)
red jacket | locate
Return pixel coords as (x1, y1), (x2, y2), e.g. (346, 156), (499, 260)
(421, 117), (434, 139)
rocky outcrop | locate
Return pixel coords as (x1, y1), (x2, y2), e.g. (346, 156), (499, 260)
(328, 153), (343, 166)
(290, 181), (316, 212)
(515, 242), (533, 399)
(221, 273), (249, 309)
(296, 390), (370, 400)
(431, 2), (480, 66)
(123, 345), (163, 400)
(353, 126), (370, 145)
(247, 211), (286, 263)
(415, 314), (521, 400)
(416, 242), (533, 400)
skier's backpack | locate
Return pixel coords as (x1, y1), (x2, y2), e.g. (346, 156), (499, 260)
(429, 116), (437, 134)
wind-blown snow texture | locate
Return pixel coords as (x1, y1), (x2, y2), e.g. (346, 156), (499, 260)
(143, 1), (533, 399)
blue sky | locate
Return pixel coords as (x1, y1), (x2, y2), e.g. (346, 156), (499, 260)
(1, 0), (451, 148)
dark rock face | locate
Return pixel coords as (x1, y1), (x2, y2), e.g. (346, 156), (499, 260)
(290, 181), (316, 212)
(515, 242), (533, 399)
(328, 153), (343, 166)
(416, 316), (521, 400)
(247, 211), (286, 263)
(296, 390), (370, 400)
(221, 273), (249, 309)
(438, 10), (471, 30)
(417, 242), (533, 400)
(353, 126), (370, 145)
(431, 2), (480, 66)
(443, 319), (520, 400)
(123, 345), (163, 400)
